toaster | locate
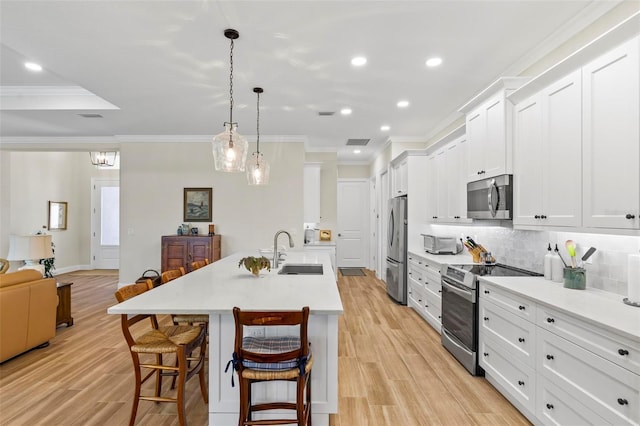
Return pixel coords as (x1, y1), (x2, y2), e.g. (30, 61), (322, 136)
(422, 234), (457, 255)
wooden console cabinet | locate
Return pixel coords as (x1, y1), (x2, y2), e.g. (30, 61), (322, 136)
(161, 235), (221, 273)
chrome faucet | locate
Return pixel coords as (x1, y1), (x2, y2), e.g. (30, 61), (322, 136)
(273, 230), (294, 269)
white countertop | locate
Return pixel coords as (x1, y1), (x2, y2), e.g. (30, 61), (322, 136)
(479, 276), (640, 342)
(107, 251), (343, 316)
(304, 241), (336, 247)
(408, 247), (476, 266)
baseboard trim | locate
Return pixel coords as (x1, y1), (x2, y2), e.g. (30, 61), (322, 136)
(53, 264), (95, 275)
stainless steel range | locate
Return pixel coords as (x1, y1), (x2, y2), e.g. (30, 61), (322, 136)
(440, 263), (541, 375)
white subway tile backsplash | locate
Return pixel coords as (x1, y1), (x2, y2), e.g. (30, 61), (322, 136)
(428, 224), (640, 297)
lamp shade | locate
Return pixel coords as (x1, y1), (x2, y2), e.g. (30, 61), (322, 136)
(7, 235), (53, 261)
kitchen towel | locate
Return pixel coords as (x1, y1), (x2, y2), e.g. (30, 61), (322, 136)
(628, 253), (640, 303)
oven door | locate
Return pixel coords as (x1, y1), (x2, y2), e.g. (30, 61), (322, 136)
(441, 277), (477, 352)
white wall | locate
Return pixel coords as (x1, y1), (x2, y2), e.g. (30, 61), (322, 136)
(337, 165), (370, 179)
(1, 151), (118, 273)
(119, 141), (305, 283)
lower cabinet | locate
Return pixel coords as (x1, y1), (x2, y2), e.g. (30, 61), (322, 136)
(161, 235), (221, 273)
(407, 252), (442, 333)
(304, 244), (337, 281)
(479, 281), (640, 425)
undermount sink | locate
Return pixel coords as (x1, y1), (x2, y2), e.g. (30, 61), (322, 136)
(278, 264), (324, 275)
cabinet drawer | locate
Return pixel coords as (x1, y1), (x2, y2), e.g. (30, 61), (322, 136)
(425, 292), (442, 328)
(479, 298), (536, 368)
(537, 375), (610, 426)
(537, 305), (640, 375)
(479, 282), (535, 322)
(538, 328), (640, 425)
(480, 335), (536, 413)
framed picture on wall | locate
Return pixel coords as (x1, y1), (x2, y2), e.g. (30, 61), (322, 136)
(48, 201), (68, 230)
(183, 188), (212, 222)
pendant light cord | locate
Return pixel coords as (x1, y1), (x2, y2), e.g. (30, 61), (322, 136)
(256, 90), (260, 154)
(229, 38), (234, 126)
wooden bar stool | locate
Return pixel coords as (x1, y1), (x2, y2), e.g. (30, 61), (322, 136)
(191, 259), (210, 271)
(161, 266), (186, 284)
(115, 279), (208, 426)
(228, 306), (312, 426)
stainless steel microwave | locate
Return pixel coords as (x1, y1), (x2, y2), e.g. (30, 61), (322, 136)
(467, 174), (513, 219)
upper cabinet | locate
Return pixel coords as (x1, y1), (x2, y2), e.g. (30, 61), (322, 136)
(513, 70), (582, 227)
(303, 163), (321, 223)
(459, 77), (530, 183)
(510, 31), (640, 232)
(391, 157), (409, 196)
(425, 126), (471, 223)
(582, 37), (639, 229)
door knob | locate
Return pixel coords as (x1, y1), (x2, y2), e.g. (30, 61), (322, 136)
(338, 233), (342, 237)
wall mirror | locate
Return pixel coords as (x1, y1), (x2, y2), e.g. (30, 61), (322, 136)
(48, 201), (68, 230)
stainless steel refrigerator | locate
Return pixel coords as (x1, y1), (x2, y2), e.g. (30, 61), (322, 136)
(386, 196), (407, 305)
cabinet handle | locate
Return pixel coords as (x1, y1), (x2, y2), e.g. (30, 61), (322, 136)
(433, 216), (438, 219)
(438, 290), (442, 293)
(618, 398), (629, 405)
(518, 380), (525, 386)
(418, 278), (422, 281)
(477, 171), (481, 175)
(541, 215), (547, 219)
(626, 214), (636, 219)
(484, 290), (490, 294)
(518, 305), (525, 310)
(534, 215), (540, 219)
(418, 299), (422, 303)
(518, 337), (525, 343)
(618, 349), (629, 356)
(483, 316), (489, 321)
(438, 315), (441, 319)
(483, 352), (489, 357)
(546, 317), (555, 323)
(546, 403), (554, 410)
(546, 354), (554, 360)
(425, 304), (429, 308)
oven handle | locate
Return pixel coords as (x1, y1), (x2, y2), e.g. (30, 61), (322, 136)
(441, 278), (474, 303)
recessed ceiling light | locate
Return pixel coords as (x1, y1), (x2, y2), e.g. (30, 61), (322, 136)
(353, 149), (361, 154)
(397, 100), (409, 108)
(351, 56), (367, 67)
(426, 57), (443, 67)
(24, 62), (43, 72)
(341, 108), (352, 115)
(380, 125), (390, 131)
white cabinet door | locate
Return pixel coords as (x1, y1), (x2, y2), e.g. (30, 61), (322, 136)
(542, 69), (582, 227)
(399, 158), (408, 195)
(445, 138), (468, 220)
(513, 94), (543, 226)
(303, 164), (321, 223)
(435, 149), (448, 220)
(484, 94), (507, 178)
(583, 36), (640, 229)
(466, 107), (485, 181)
(426, 154), (439, 221)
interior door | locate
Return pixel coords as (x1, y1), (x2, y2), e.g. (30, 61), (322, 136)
(91, 179), (120, 269)
(379, 169), (389, 280)
(337, 179), (369, 268)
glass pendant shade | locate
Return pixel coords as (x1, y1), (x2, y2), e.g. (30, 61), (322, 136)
(247, 152), (270, 185)
(212, 122), (248, 172)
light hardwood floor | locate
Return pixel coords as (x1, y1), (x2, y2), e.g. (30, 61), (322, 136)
(0, 270), (529, 425)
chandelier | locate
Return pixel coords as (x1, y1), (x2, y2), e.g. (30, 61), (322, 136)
(89, 151), (117, 166)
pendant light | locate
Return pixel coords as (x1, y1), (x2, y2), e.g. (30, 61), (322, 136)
(247, 87), (270, 185)
(212, 29), (248, 172)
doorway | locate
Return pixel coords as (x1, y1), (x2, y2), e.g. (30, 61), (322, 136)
(337, 179), (369, 268)
(91, 179), (120, 269)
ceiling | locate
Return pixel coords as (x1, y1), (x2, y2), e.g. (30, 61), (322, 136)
(0, 1), (615, 162)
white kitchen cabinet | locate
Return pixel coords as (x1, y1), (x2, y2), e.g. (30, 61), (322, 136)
(407, 252), (442, 333)
(583, 36), (640, 229)
(426, 133), (470, 223)
(480, 280), (640, 425)
(303, 163), (321, 223)
(513, 70), (582, 227)
(304, 243), (337, 281)
(460, 78), (528, 183)
(391, 157), (408, 196)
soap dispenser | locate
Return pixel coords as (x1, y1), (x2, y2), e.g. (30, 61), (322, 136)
(544, 243), (553, 280)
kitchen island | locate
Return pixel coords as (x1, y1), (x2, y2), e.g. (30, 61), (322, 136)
(108, 251), (343, 426)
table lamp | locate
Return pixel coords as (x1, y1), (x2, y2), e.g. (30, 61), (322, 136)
(7, 234), (53, 276)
